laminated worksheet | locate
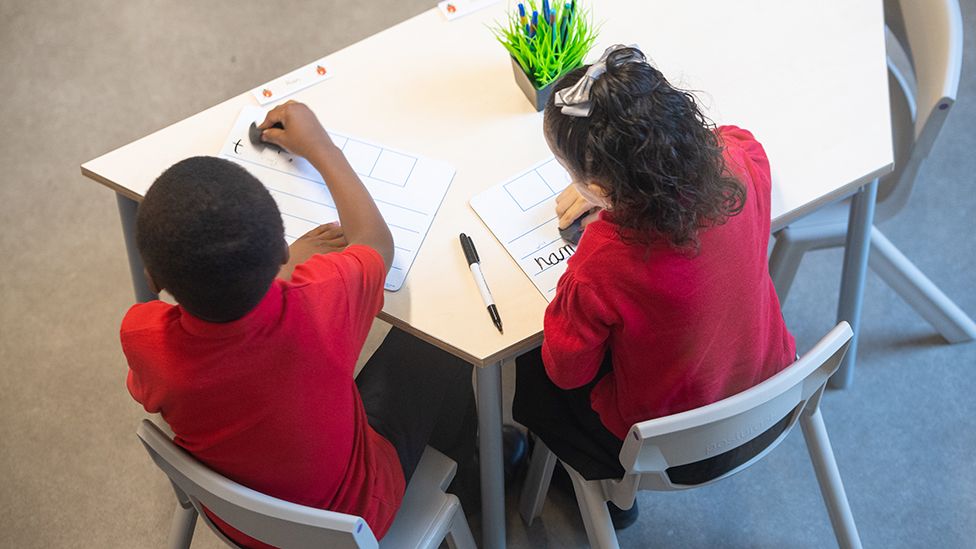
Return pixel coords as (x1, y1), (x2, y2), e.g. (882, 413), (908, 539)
(220, 106), (455, 291)
(470, 157), (576, 302)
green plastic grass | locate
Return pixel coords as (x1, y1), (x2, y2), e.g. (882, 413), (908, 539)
(490, 1), (598, 90)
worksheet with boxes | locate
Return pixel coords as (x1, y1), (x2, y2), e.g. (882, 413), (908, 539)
(220, 106), (455, 291)
(470, 157), (576, 301)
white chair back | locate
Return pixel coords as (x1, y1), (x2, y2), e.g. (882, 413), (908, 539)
(137, 420), (379, 549)
(876, 0), (963, 221)
(605, 323), (852, 505)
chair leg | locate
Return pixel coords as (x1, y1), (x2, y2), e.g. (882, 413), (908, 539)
(445, 510), (477, 549)
(869, 228), (976, 343)
(769, 229), (808, 306)
(565, 467), (620, 549)
(167, 500), (197, 549)
(519, 437), (557, 526)
(800, 408), (862, 549)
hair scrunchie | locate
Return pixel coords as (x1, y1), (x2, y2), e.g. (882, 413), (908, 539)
(553, 44), (645, 117)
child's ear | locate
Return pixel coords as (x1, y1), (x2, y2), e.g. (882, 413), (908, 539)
(584, 180), (612, 207)
(585, 181), (608, 196)
(281, 240), (290, 266)
(143, 268), (163, 294)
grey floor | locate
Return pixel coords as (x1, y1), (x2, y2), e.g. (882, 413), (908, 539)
(2, 1), (975, 547)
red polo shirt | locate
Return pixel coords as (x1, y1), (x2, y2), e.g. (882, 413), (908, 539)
(542, 126), (797, 439)
(122, 245), (403, 547)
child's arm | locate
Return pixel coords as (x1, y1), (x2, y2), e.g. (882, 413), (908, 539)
(542, 276), (615, 389)
(278, 222), (347, 281)
(259, 102), (394, 272)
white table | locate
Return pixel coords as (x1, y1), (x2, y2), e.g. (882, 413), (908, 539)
(82, 2), (891, 547)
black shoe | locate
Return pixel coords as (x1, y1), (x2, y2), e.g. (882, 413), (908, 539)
(502, 425), (528, 484)
(550, 462), (638, 529)
(468, 424), (529, 494)
(608, 500), (639, 530)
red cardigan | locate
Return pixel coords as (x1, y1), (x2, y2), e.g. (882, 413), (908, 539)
(541, 126), (796, 439)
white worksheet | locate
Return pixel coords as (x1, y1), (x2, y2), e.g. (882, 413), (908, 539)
(220, 106), (455, 291)
(470, 157), (576, 302)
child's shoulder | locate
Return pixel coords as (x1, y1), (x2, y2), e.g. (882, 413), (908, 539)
(716, 124), (758, 146)
(285, 245), (387, 326)
(717, 125), (769, 168)
(716, 125), (771, 195)
(121, 300), (179, 336)
(288, 245), (386, 289)
(120, 301), (183, 359)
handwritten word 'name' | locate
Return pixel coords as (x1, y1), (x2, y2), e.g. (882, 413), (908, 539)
(534, 243), (576, 271)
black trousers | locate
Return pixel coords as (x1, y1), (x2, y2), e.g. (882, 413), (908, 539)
(356, 327), (477, 484)
(514, 347), (798, 486)
(513, 347), (625, 481)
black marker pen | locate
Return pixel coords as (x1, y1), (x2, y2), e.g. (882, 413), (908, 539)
(460, 233), (503, 334)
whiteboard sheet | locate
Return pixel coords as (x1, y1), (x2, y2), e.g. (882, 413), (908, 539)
(220, 106), (455, 291)
(470, 157), (577, 302)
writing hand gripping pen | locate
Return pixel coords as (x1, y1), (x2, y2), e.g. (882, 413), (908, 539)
(555, 185), (602, 245)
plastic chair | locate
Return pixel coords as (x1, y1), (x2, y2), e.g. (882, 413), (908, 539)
(768, 0), (975, 345)
(519, 322), (861, 549)
(136, 420), (476, 549)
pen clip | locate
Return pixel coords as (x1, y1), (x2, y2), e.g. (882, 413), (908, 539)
(459, 233), (480, 265)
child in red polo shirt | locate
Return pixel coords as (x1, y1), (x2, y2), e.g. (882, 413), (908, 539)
(513, 46), (796, 527)
(122, 101), (476, 547)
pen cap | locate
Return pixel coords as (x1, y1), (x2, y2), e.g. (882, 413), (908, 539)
(459, 233), (480, 265)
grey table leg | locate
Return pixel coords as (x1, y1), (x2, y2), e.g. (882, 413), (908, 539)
(117, 194), (158, 303)
(477, 361), (505, 549)
(830, 179), (878, 389)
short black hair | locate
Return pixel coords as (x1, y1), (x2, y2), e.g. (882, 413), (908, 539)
(544, 47), (745, 251)
(136, 156), (285, 322)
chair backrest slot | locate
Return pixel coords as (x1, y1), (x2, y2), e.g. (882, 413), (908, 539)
(664, 404), (798, 486)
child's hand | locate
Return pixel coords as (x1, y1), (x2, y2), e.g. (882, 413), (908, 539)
(279, 223), (347, 280)
(258, 101), (336, 159)
(556, 186), (602, 229)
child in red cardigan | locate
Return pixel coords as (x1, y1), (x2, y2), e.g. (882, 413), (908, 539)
(513, 46), (796, 527)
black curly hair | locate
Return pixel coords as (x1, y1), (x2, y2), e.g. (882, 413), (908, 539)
(544, 47), (746, 251)
(136, 157), (286, 322)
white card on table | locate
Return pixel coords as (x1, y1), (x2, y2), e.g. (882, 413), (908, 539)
(220, 106), (455, 291)
(470, 157), (576, 302)
(437, 0), (501, 21)
(250, 56), (333, 105)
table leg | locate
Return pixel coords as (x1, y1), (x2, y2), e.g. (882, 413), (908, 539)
(830, 179), (878, 389)
(116, 194), (158, 303)
(477, 361), (505, 549)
